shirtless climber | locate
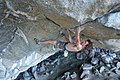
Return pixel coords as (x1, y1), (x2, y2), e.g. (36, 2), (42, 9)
(34, 27), (92, 57)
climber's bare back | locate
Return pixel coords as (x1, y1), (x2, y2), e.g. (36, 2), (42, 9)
(65, 43), (82, 52)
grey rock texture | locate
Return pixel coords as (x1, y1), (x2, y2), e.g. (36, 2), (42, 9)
(0, 0), (119, 79)
(38, 0), (120, 23)
(15, 47), (120, 80)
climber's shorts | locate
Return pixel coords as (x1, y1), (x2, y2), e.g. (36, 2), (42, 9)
(55, 41), (81, 57)
(55, 41), (67, 50)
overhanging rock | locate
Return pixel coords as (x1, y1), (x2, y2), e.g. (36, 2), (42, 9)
(0, 0), (120, 79)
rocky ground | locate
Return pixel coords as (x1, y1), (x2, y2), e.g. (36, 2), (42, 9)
(15, 47), (120, 80)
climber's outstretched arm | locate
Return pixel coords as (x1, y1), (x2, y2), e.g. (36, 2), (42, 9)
(75, 27), (82, 48)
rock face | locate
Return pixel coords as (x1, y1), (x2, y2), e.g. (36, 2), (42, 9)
(38, 0), (120, 23)
(0, 0), (120, 79)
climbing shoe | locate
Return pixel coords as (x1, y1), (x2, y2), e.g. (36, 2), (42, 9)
(34, 38), (40, 44)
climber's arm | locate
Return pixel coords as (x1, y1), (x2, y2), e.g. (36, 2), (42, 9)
(75, 27), (83, 49)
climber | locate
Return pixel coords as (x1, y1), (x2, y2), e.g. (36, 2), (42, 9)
(34, 27), (92, 57)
